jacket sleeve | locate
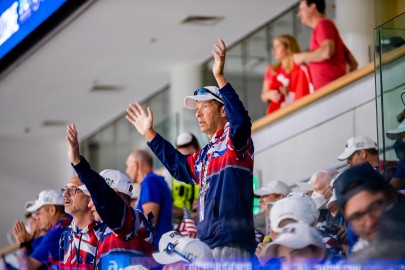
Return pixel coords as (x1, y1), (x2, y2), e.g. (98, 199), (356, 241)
(147, 133), (197, 184)
(73, 157), (132, 233)
(220, 83), (252, 153)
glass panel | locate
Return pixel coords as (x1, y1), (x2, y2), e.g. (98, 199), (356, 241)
(374, 13), (405, 179)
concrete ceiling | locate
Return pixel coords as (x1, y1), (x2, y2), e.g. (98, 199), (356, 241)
(0, 0), (297, 140)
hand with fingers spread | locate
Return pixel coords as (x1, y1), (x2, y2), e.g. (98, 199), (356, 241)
(126, 102), (156, 141)
(212, 38), (228, 88)
(66, 124), (81, 165)
(12, 220), (32, 244)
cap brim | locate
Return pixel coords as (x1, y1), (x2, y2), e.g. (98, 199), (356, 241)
(296, 181), (312, 191)
(254, 188), (271, 197)
(263, 236), (310, 258)
(152, 251), (187, 265)
(184, 95), (223, 109)
(386, 131), (403, 140)
(337, 149), (355, 161)
(26, 201), (44, 212)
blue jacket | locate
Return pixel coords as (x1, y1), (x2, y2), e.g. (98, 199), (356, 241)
(148, 83), (255, 253)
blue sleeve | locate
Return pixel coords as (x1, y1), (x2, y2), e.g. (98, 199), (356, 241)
(147, 133), (196, 184)
(73, 156), (128, 231)
(140, 176), (162, 204)
(394, 160), (405, 178)
(219, 83), (252, 152)
(30, 227), (64, 264)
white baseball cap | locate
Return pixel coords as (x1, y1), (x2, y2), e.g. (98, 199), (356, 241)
(262, 223), (325, 258)
(337, 136), (378, 161)
(152, 231), (213, 265)
(386, 119), (405, 140)
(79, 169), (133, 197)
(295, 180), (313, 192)
(184, 86), (223, 109)
(270, 194), (318, 233)
(254, 180), (291, 197)
(26, 189), (64, 212)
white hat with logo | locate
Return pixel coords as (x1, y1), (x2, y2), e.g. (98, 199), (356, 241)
(26, 189), (64, 212)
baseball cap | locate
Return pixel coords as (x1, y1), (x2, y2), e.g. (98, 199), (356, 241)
(270, 195), (318, 233)
(254, 180), (291, 197)
(79, 169), (133, 197)
(296, 180), (313, 192)
(386, 119), (405, 140)
(184, 86), (223, 109)
(334, 162), (389, 209)
(337, 136), (378, 161)
(262, 223), (325, 258)
(152, 231), (213, 265)
(176, 132), (198, 148)
(26, 189), (64, 212)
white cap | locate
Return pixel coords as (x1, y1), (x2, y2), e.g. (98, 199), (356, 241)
(270, 194), (318, 233)
(26, 189), (64, 212)
(131, 184), (140, 199)
(296, 180), (313, 192)
(184, 86), (223, 109)
(254, 180), (291, 197)
(262, 223), (325, 258)
(79, 169), (133, 197)
(386, 119), (405, 140)
(152, 231), (213, 265)
(337, 136), (378, 161)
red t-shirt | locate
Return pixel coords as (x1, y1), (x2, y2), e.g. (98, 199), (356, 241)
(309, 18), (349, 90)
(264, 62), (313, 114)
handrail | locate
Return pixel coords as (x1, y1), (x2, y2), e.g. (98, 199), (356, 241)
(252, 63), (374, 131)
(252, 45), (405, 132)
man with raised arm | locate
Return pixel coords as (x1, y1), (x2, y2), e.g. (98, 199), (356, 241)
(64, 124), (155, 269)
(126, 39), (255, 264)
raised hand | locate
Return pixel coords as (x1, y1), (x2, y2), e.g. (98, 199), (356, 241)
(12, 220), (32, 244)
(66, 124), (81, 165)
(212, 38), (227, 88)
(126, 102), (157, 142)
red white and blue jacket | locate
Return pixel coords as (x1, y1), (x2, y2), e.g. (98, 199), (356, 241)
(148, 83), (256, 253)
(60, 157), (155, 269)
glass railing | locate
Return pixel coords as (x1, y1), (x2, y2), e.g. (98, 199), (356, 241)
(374, 12), (405, 176)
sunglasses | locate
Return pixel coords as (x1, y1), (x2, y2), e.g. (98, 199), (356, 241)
(193, 88), (223, 101)
(165, 242), (195, 263)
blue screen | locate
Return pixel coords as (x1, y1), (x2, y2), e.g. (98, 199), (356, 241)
(0, 0), (67, 59)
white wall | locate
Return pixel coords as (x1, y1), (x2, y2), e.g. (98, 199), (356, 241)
(0, 136), (72, 249)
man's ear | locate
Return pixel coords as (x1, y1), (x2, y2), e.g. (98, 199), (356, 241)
(220, 106), (226, 118)
(49, 205), (56, 216)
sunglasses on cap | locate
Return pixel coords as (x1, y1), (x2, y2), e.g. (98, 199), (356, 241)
(165, 242), (196, 263)
(193, 88), (223, 101)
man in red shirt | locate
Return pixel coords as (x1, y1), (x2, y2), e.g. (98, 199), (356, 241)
(293, 0), (358, 90)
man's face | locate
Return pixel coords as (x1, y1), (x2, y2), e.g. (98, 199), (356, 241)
(88, 198), (102, 222)
(312, 181), (332, 200)
(63, 176), (90, 217)
(344, 190), (386, 241)
(125, 156), (137, 183)
(259, 193), (283, 215)
(297, 0), (313, 26)
(195, 100), (225, 137)
(347, 150), (366, 166)
(34, 206), (52, 231)
(277, 245), (323, 268)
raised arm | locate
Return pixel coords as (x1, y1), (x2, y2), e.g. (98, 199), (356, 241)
(213, 38), (252, 152)
(66, 124), (131, 233)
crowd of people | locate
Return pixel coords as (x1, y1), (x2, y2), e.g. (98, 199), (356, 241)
(261, 0), (358, 115)
(2, 1), (404, 269)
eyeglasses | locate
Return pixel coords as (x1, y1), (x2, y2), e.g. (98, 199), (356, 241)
(165, 242), (195, 263)
(347, 150), (360, 164)
(193, 88), (223, 101)
(61, 187), (82, 197)
(346, 199), (386, 225)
